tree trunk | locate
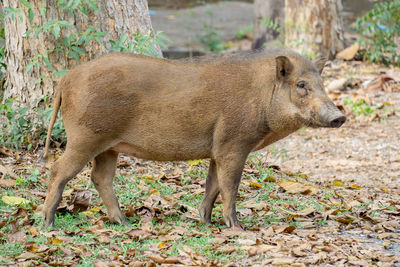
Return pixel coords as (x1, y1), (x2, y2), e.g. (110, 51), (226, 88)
(1, 0), (160, 107)
(284, 0), (344, 59)
(252, 0), (284, 50)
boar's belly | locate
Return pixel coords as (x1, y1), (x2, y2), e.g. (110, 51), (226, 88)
(110, 141), (211, 161)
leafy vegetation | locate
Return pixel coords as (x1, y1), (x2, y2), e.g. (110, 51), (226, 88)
(0, 97), (65, 150)
(356, 0), (400, 66)
(109, 31), (169, 56)
(236, 24), (253, 40)
(6, 0), (168, 79)
(343, 97), (382, 117)
(258, 16), (280, 34)
(0, 13), (5, 97)
(197, 7), (230, 53)
(0, 0), (169, 150)
(198, 24), (229, 53)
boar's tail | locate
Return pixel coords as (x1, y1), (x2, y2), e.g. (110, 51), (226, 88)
(43, 88), (62, 159)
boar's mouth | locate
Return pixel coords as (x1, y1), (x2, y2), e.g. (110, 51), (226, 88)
(295, 113), (322, 129)
(299, 107), (346, 129)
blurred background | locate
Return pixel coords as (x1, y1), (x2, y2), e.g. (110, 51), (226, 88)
(147, 0), (377, 59)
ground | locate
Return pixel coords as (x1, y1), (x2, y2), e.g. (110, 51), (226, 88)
(0, 58), (399, 266)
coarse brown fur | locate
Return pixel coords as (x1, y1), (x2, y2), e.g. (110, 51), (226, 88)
(43, 48), (345, 228)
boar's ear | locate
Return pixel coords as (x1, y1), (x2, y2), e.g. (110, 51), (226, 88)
(314, 57), (327, 74)
(275, 56), (293, 80)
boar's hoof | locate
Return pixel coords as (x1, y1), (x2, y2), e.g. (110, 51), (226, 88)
(224, 215), (240, 229)
(42, 212), (55, 229)
(199, 206), (212, 224)
(109, 214), (128, 225)
(330, 116), (346, 128)
(199, 213), (211, 224)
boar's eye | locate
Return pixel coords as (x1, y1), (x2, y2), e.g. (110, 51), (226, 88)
(297, 81), (306, 89)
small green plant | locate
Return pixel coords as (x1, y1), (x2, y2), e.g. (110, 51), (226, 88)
(198, 7), (229, 53)
(199, 24), (229, 53)
(0, 97), (65, 150)
(259, 17), (280, 32)
(356, 0), (400, 66)
(269, 146), (291, 163)
(343, 98), (380, 117)
(246, 153), (277, 184)
(0, 13), (5, 97)
(316, 219), (328, 227)
(15, 168), (41, 187)
(236, 24), (253, 40)
(109, 30), (169, 57)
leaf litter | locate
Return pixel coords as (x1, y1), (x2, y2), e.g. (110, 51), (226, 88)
(0, 59), (399, 266)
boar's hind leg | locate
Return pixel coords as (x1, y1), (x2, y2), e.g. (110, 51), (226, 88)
(199, 159), (219, 223)
(216, 153), (248, 228)
(91, 150), (127, 225)
(43, 148), (92, 227)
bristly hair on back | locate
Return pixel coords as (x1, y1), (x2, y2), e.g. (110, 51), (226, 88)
(176, 47), (304, 64)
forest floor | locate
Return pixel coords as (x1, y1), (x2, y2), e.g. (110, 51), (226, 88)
(0, 60), (400, 266)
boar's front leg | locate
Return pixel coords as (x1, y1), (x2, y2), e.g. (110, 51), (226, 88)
(90, 150), (127, 225)
(215, 152), (248, 228)
(199, 159), (219, 223)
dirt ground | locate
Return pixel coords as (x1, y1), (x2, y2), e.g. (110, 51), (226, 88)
(277, 96), (400, 191)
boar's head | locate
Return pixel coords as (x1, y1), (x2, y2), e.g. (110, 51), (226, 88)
(273, 55), (346, 129)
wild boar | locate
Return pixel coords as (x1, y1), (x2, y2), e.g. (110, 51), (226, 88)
(42, 48), (346, 228)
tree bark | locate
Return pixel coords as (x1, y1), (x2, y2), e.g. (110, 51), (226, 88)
(284, 0), (344, 59)
(1, 0), (160, 106)
(252, 0), (284, 50)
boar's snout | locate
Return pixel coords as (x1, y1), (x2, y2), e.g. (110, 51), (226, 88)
(317, 101), (346, 128)
(330, 115), (346, 128)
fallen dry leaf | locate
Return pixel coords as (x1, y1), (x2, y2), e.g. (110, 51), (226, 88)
(0, 165), (18, 180)
(26, 225), (39, 237)
(14, 252), (40, 260)
(350, 184), (363, 190)
(278, 180), (319, 195)
(249, 180), (263, 188)
(335, 215), (355, 224)
(273, 225), (296, 234)
(219, 245), (237, 254)
(50, 237), (64, 245)
(271, 257), (295, 265)
(364, 74), (400, 93)
(327, 78), (348, 92)
(2, 195), (29, 205)
(125, 229), (151, 240)
(66, 190), (92, 213)
(148, 255), (181, 264)
(278, 206), (315, 217)
(241, 199), (269, 210)
(0, 179), (15, 188)
(8, 229), (26, 243)
(336, 42), (359, 60)
(0, 147), (13, 157)
(332, 180), (344, 187)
